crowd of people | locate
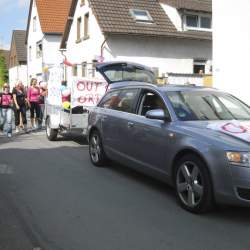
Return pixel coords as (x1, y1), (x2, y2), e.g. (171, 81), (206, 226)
(0, 79), (47, 138)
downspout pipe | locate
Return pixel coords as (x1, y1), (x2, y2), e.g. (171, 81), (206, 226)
(60, 49), (67, 81)
(101, 37), (108, 60)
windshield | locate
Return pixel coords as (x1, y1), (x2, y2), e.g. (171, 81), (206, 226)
(166, 91), (250, 121)
(102, 64), (156, 84)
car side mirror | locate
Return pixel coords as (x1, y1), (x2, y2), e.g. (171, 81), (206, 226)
(145, 109), (171, 122)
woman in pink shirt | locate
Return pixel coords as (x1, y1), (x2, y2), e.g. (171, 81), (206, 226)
(0, 83), (13, 137)
(27, 78), (41, 129)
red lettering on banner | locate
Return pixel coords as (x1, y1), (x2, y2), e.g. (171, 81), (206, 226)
(77, 81), (85, 91)
(77, 94), (101, 105)
(73, 79), (107, 107)
(86, 82), (93, 91)
(94, 82), (99, 92)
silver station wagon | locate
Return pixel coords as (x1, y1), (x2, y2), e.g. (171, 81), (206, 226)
(87, 62), (250, 213)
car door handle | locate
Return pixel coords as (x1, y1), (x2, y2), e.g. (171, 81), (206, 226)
(127, 122), (135, 128)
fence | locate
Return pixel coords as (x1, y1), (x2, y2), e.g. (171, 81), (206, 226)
(157, 73), (213, 87)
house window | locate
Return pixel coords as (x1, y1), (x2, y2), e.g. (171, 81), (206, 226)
(36, 41), (42, 58)
(82, 62), (87, 77)
(186, 15), (198, 28)
(72, 65), (78, 76)
(33, 16), (37, 32)
(185, 14), (212, 30)
(84, 13), (89, 39)
(130, 9), (153, 23)
(29, 46), (32, 61)
(200, 16), (212, 29)
(80, 0), (85, 6)
(77, 17), (82, 41)
(193, 59), (207, 74)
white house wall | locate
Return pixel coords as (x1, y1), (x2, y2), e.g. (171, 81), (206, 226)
(9, 65), (28, 89)
(27, 0), (64, 82)
(43, 35), (63, 66)
(65, 0), (105, 83)
(213, 0), (250, 105)
(27, 0), (43, 80)
(160, 3), (182, 31)
(105, 35), (212, 76)
(65, 0), (212, 82)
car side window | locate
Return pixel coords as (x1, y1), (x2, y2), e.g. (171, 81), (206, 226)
(99, 89), (138, 113)
(138, 91), (169, 117)
(115, 89), (139, 113)
(98, 90), (121, 110)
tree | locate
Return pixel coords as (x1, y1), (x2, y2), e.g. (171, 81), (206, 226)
(0, 55), (8, 88)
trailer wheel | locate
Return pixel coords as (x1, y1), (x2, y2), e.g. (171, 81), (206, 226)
(46, 117), (58, 141)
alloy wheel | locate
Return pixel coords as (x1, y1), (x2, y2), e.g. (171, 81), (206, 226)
(176, 161), (204, 208)
(90, 134), (101, 163)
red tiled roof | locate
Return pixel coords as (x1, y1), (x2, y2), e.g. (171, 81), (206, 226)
(36, 0), (72, 33)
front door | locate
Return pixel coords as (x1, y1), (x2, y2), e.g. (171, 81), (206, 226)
(130, 89), (174, 173)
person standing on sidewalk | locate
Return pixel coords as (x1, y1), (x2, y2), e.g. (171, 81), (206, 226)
(0, 83), (13, 138)
(27, 78), (41, 130)
(38, 81), (47, 129)
(13, 81), (28, 133)
(0, 85), (2, 131)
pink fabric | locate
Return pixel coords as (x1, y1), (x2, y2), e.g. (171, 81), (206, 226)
(28, 87), (40, 102)
(62, 95), (70, 102)
(1, 94), (12, 106)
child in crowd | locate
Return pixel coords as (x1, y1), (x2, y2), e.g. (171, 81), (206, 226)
(0, 83), (13, 138)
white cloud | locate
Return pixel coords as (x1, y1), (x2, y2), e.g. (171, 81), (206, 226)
(3, 43), (10, 50)
(0, 39), (10, 50)
(0, 0), (29, 12)
(18, 0), (29, 7)
(0, 0), (30, 9)
(0, 0), (10, 9)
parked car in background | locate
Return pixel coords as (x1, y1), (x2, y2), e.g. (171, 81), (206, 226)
(87, 62), (250, 213)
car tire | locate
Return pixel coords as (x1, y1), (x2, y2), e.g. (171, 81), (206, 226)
(174, 154), (214, 213)
(46, 117), (58, 141)
(89, 130), (108, 167)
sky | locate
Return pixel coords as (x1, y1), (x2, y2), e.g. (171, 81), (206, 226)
(0, 0), (30, 50)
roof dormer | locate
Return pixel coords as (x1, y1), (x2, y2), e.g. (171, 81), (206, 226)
(160, 0), (212, 32)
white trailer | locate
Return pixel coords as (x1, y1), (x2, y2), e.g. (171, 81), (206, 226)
(45, 61), (156, 140)
(45, 65), (107, 140)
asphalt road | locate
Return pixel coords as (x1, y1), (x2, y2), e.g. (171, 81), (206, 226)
(0, 131), (250, 250)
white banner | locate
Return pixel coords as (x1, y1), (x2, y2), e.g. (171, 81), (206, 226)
(47, 66), (64, 106)
(71, 78), (108, 108)
(207, 120), (250, 142)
